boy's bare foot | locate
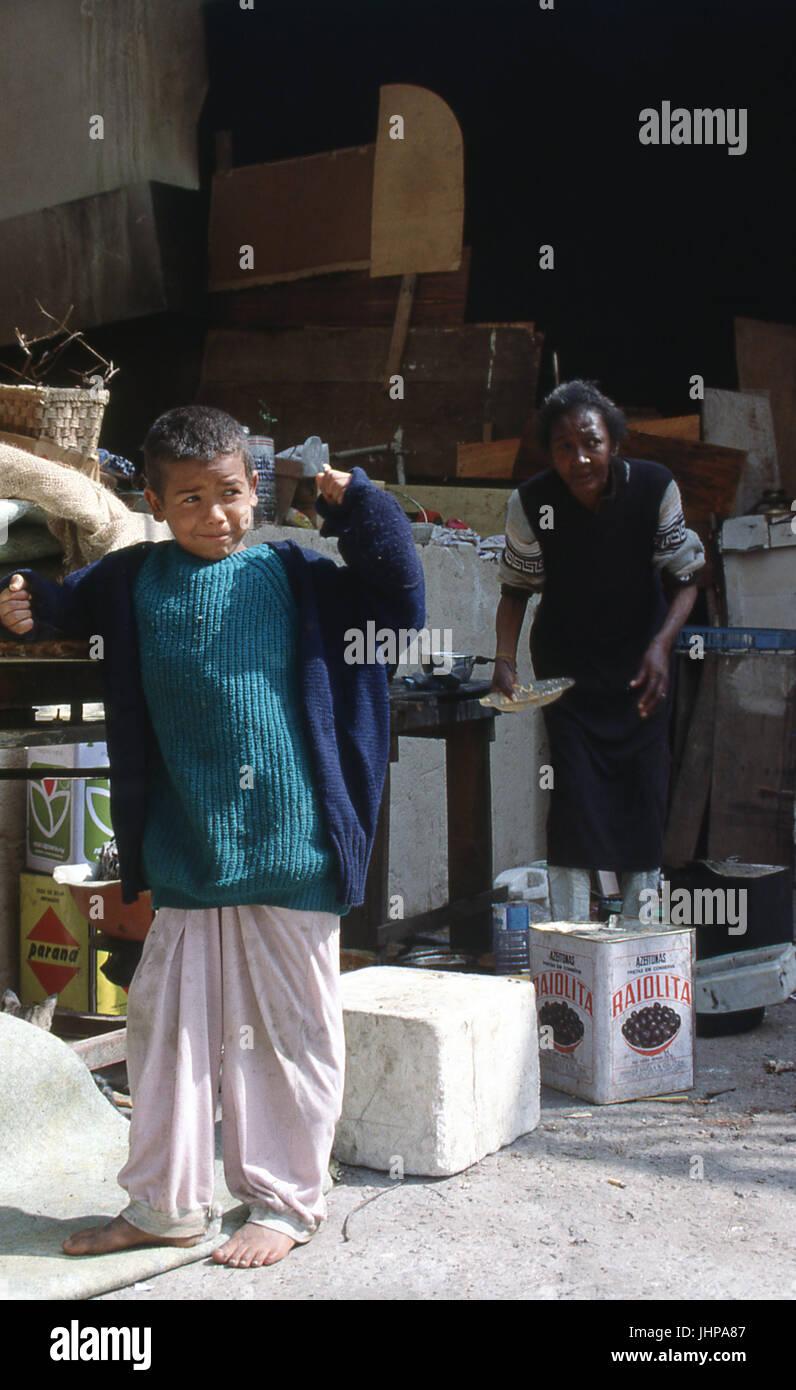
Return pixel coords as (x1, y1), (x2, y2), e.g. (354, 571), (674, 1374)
(212, 1222), (297, 1268)
(62, 1214), (207, 1257)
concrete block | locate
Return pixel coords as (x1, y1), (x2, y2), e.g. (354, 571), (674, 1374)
(768, 520), (796, 550)
(720, 515), (770, 552)
(722, 548), (796, 628)
(334, 966), (539, 1176)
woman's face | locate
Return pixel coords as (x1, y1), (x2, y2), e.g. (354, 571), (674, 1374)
(548, 406), (615, 510)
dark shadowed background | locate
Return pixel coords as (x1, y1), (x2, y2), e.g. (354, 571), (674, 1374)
(199, 0), (795, 412)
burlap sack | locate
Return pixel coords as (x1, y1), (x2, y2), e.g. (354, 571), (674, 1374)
(0, 439), (168, 572)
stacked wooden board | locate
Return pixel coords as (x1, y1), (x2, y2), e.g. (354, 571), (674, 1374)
(200, 86), (546, 477)
(199, 323), (543, 482)
(665, 650), (796, 873)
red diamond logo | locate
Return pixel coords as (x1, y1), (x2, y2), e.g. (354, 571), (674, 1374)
(29, 958), (80, 995)
(26, 907), (81, 996)
(27, 909), (79, 949)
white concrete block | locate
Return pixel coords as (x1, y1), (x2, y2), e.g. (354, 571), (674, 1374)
(720, 515), (770, 552)
(722, 548), (796, 628)
(768, 520), (796, 549)
(334, 966), (539, 1176)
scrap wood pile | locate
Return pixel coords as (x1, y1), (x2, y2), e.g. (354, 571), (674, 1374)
(202, 85), (544, 486)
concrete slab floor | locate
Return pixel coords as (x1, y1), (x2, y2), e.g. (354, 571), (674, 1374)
(94, 998), (796, 1302)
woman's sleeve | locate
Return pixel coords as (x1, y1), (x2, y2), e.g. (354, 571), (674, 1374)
(652, 480), (706, 583)
(497, 489), (545, 594)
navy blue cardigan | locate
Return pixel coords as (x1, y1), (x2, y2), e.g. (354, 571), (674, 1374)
(0, 469), (425, 906)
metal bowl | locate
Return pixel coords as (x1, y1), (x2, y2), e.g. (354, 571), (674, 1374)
(420, 652), (489, 685)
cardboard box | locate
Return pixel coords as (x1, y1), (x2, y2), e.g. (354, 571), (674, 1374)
(529, 921), (695, 1105)
(19, 871), (128, 1017)
(26, 743), (111, 872)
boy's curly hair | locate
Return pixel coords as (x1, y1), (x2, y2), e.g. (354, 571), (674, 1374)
(142, 405), (253, 496)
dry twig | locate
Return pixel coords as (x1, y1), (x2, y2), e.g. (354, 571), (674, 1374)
(1, 302), (118, 387)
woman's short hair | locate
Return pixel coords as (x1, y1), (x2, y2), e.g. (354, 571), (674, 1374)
(534, 380), (627, 452)
(142, 405), (253, 495)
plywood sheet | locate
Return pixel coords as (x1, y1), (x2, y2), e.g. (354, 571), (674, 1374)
(633, 415), (701, 440)
(622, 432), (745, 525)
(663, 658), (718, 868)
(208, 146), (375, 291)
(702, 388), (779, 516)
(708, 654), (796, 871)
(735, 316), (796, 500)
(209, 250), (471, 328)
(456, 439), (522, 479)
(370, 85), (464, 277)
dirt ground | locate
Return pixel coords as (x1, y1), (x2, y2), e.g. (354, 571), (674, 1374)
(96, 997), (796, 1303)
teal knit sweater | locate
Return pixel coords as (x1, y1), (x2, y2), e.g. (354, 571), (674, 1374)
(132, 542), (345, 913)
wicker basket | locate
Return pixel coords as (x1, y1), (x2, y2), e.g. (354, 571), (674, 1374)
(0, 382), (109, 455)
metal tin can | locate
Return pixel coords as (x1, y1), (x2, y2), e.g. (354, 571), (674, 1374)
(529, 920), (695, 1103)
(248, 436), (276, 524)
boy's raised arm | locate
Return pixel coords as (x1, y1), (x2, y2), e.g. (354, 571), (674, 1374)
(314, 466), (425, 632)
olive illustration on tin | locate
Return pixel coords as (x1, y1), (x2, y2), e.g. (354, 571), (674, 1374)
(621, 1002), (681, 1055)
(539, 999), (584, 1053)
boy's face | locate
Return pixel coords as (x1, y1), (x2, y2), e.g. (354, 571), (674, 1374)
(144, 451), (259, 561)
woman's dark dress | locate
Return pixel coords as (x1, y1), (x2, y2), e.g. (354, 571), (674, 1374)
(517, 458), (674, 871)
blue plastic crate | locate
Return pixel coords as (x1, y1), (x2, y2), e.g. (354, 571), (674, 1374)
(676, 626), (796, 653)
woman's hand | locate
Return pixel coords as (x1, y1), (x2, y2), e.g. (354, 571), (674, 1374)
(630, 638), (671, 718)
(316, 466), (352, 506)
(491, 656), (518, 699)
(0, 574), (34, 635)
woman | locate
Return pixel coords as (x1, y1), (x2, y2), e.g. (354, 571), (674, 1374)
(493, 380), (705, 921)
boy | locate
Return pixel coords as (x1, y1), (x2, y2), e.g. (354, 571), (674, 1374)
(0, 405), (425, 1268)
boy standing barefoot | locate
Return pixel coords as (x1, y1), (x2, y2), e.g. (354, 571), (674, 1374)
(0, 406), (425, 1268)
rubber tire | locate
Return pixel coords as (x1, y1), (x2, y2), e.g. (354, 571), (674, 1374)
(695, 1007), (765, 1038)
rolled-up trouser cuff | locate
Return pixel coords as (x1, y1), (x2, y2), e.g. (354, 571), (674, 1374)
(120, 1199), (216, 1239)
(246, 1204), (317, 1244)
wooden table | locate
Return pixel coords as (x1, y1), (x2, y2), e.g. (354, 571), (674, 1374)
(342, 680), (502, 955)
(1, 647), (504, 954)
(0, 638), (106, 762)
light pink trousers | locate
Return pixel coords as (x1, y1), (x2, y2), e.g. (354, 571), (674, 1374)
(117, 903), (344, 1243)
